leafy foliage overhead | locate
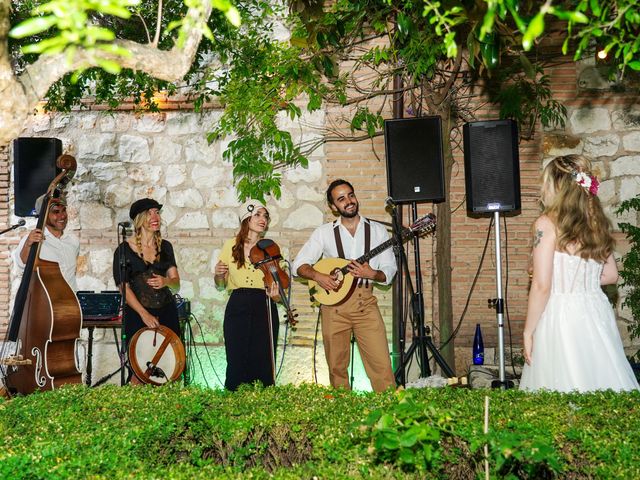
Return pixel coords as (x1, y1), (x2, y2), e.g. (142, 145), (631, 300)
(8, 0), (640, 202)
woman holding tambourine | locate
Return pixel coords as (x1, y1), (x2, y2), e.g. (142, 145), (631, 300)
(214, 199), (281, 391)
(112, 198), (182, 384)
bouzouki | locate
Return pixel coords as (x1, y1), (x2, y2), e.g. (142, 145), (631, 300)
(308, 213), (436, 306)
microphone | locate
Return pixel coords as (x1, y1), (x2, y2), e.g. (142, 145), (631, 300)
(0, 219), (26, 235)
(118, 221), (132, 228)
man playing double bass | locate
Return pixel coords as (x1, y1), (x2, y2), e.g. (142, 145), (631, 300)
(12, 194), (79, 291)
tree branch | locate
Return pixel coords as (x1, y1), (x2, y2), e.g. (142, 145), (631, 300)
(19, 2), (212, 114)
(1, 1), (213, 145)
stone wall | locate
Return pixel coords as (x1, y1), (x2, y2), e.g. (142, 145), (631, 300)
(3, 56), (640, 389)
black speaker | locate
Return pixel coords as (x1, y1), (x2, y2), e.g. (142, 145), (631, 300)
(13, 137), (62, 217)
(384, 117), (445, 203)
(463, 119), (520, 214)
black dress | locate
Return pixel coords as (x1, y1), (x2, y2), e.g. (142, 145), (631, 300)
(112, 240), (180, 345)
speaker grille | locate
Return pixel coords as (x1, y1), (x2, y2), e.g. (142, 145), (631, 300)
(384, 117), (445, 203)
(463, 120), (520, 213)
(13, 137), (62, 217)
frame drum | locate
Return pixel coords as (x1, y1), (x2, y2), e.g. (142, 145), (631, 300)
(128, 326), (186, 385)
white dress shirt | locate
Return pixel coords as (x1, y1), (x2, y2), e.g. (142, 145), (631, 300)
(13, 227), (80, 292)
(293, 216), (397, 285)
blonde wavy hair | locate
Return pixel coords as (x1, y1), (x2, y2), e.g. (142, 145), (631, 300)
(133, 210), (162, 263)
(541, 154), (614, 262)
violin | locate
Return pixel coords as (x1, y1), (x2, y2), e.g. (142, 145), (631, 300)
(249, 239), (298, 327)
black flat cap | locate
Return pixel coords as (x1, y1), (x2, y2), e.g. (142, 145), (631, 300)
(129, 198), (162, 220)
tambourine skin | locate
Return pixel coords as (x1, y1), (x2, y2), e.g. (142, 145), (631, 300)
(128, 326), (186, 385)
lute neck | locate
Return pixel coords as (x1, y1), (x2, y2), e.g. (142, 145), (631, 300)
(339, 227), (415, 274)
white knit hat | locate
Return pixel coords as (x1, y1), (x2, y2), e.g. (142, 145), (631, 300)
(238, 199), (267, 223)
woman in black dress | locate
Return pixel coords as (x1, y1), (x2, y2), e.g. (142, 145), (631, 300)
(113, 198), (181, 371)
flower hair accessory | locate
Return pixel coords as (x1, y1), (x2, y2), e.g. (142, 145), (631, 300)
(572, 170), (599, 196)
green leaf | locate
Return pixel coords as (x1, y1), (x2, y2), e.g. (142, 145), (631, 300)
(225, 7), (242, 27)
(96, 58), (122, 75)
(628, 61), (640, 71)
(9, 16), (58, 38)
(522, 13), (545, 51)
(397, 12), (411, 37)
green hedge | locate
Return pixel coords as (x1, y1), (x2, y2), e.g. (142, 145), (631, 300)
(1, 384), (639, 479)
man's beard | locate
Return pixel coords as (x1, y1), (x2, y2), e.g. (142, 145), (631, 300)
(338, 203), (359, 218)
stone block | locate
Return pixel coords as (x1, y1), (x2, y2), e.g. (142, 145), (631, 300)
(79, 202), (113, 230)
(622, 132), (640, 152)
(611, 155), (640, 177)
(173, 211), (209, 229)
(178, 247), (211, 275)
(285, 159), (322, 183)
(569, 107), (612, 134)
(89, 248), (114, 276)
(134, 113), (166, 133)
(170, 188), (205, 208)
(211, 209), (240, 229)
(151, 137), (183, 165)
(129, 165), (162, 183)
(612, 107), (640, 130)
(282, 204), (324, 229)
(583, 134), (620, 157)
(165, 164), (187, 188)
(78, 134), (117, 158)
(118, 135), (150, 163)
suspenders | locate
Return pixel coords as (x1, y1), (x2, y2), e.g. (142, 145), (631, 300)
(333, 219), (371, 287)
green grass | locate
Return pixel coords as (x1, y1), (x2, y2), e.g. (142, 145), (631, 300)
(1, 384), (639, 479)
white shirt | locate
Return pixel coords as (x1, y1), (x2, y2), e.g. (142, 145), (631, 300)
(12, 227), (80, 292)
(293, 216), (397, 285)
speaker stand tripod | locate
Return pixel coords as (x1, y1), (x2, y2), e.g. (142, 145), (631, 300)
(490, 212), (514, 389)
(393, 202), (454, 386)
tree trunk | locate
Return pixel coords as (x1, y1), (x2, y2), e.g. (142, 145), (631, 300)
(435, 106), (456, 372)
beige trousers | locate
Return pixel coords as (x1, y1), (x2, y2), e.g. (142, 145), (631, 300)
(320, 285), (395, 392)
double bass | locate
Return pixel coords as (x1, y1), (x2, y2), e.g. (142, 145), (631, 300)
(1, 155), (82, 395)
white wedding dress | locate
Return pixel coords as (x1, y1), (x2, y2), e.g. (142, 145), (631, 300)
(520, 251), (639, 392)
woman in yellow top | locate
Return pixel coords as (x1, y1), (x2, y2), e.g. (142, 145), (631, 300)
(214, 200), (280, 391)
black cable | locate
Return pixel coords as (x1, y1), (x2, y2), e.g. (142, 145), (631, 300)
(189, 312), (224, 387)
(440, 216), (494, 349)
(502, 216), (518, 378)
(275, 260), (294, 380)
(184, 316), (210, 388)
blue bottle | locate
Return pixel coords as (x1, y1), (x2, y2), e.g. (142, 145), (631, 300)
(473, 323), (484, 365)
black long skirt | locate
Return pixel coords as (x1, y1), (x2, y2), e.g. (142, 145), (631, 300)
(224, 288), (279, 391)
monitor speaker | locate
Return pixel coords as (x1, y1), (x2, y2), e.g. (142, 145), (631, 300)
(463, 119), (521, 214)
(384, 116), (445, 203)
(13, 137), (63, 217)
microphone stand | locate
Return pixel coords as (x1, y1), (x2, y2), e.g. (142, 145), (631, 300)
(0, 221), (26, 236)
(92, 223), (130, 387)
(390, 200), (454, 386)
(118, 223), (129, 386)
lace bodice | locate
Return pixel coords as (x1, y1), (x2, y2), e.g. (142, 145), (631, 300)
(551, 251), (604, 294)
